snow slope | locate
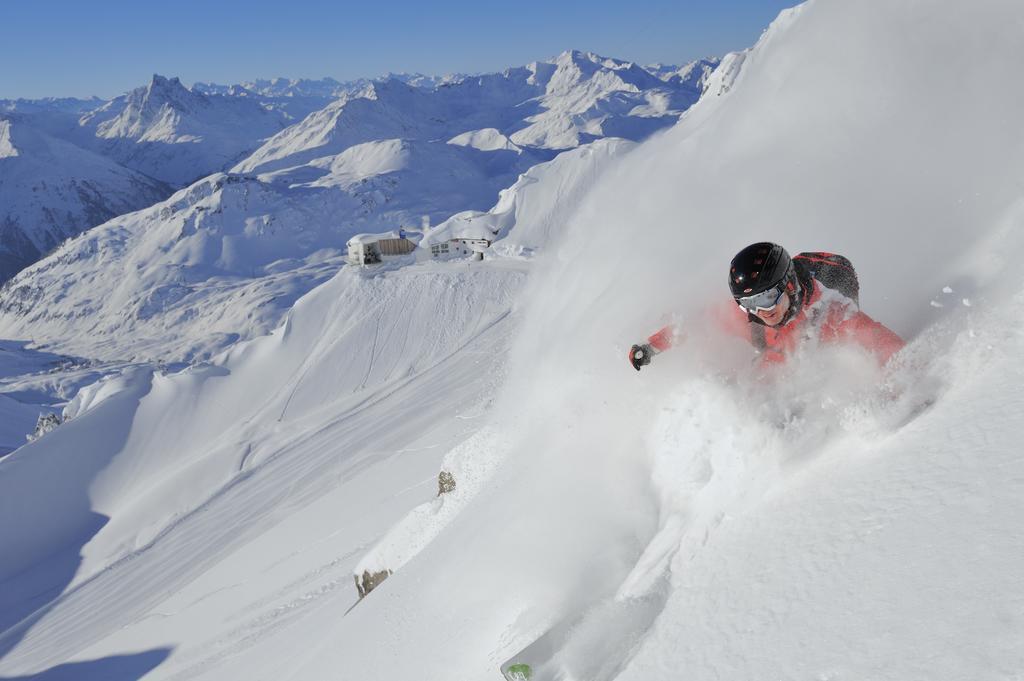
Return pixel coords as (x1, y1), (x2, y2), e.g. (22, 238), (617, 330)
(0, 115), (171, 282)
(0, 261), (525, 679)
(4, 3), (1024, 681)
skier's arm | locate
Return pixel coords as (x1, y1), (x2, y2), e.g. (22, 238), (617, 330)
(839, 312), (905, 365)
(628, 325), (679, 371)
(629, 304), (754, 371)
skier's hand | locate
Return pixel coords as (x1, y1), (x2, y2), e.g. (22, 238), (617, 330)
(629, 343), (654, 371)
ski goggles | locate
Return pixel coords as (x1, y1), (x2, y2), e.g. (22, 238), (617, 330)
(735, 284), (786, 313)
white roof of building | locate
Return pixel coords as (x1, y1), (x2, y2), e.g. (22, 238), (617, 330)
(346, 230), (422, 246)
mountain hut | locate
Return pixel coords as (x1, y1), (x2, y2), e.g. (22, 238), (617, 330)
(346, 231), (419, 266)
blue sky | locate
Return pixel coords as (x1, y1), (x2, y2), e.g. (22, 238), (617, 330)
(0, 0), (798, 100)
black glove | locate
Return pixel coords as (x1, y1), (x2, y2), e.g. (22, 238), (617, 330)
(629, 343), (654, 371)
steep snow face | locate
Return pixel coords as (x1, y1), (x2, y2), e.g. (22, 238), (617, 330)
(79, 75), (286, 185)
(0, 116), (171, 282)
(234, 52), (709, 175)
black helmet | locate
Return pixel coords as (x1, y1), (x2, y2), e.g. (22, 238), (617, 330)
(729, 242), (792, 298)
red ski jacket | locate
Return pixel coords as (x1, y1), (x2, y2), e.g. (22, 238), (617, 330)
(646, 277), (904, 366)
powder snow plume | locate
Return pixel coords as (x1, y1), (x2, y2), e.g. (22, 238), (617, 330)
(288, 1), (1024, 678)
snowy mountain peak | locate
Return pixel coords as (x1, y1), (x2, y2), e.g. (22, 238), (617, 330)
(147, 73), (186, 95)
(76, 74), (287, 185)
(357, 78), (419, 101)
(142, 74), (206, 114)
(544, 49), (664, 95)
(555, 49), (639, 73)
(556, 49), (601, 66)
(548, 49), (603, 77)
(84, 74), (209, 142)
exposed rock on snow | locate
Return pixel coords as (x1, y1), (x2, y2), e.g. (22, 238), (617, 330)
(354, 569), (393, 599)
(437, 470), (456, 495)
(26, 412), (62, 443)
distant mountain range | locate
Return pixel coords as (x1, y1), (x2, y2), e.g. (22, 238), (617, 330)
(0, 51), (723, 357)
(236, 51), (718, 175)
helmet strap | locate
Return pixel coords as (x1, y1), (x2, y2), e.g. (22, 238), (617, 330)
(780, 275), (802, 326)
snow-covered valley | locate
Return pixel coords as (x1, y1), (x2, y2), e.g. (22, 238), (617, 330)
(2, 1), (1024, 680)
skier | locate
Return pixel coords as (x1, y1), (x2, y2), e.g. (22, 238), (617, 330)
(629, 242), (904, 370)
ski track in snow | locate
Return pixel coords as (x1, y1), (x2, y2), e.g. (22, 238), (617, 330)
(0, 265), (524, 678)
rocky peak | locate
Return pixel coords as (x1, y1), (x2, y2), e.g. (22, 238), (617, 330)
(141, 74), (205, 114)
